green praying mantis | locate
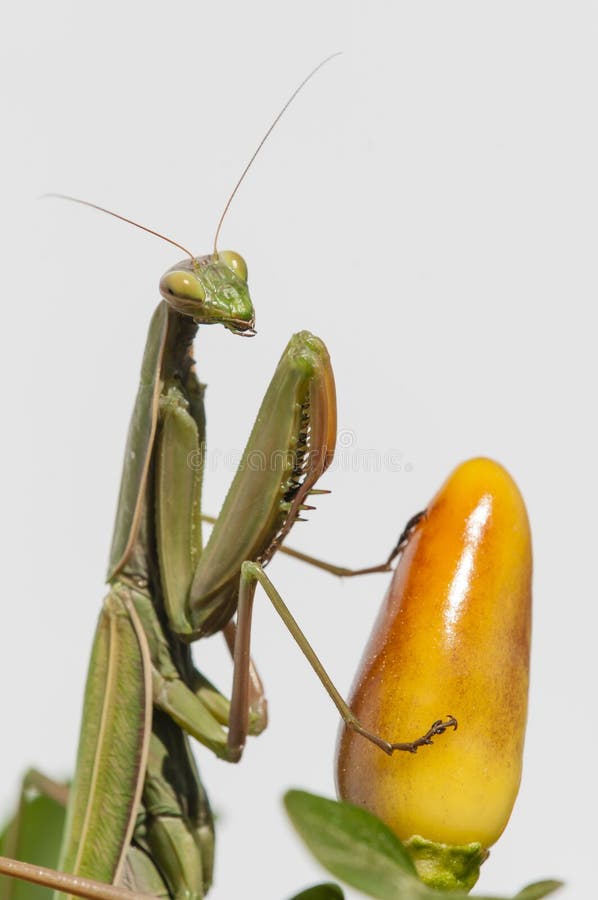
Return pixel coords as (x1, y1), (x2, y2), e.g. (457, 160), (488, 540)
(0, 58), (457, 900)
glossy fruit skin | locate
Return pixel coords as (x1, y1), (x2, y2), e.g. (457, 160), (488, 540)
(336, 458), (532, 850)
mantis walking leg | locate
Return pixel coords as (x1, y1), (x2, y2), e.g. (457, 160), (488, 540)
(226, 562), (457, 760)
(265, 510), (427, 576)
(201, 509), (425, 577)
(221, 621), (268, 733)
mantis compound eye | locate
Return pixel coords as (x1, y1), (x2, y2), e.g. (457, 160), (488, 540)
(218, 250), (248, 282)
(160, 270), (207, 304)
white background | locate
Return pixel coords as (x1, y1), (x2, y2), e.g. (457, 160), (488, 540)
(1, 2), (597, 899)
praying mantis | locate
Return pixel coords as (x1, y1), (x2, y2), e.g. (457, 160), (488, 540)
(0, 58), (457, 900)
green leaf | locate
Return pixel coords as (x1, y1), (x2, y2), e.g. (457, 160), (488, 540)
(0, 795), (65, 900)
(287, 883), (345, 900)
(513, 881), (564, 900)
(284, 790), (564, 900)
(284, 789), (428, 900)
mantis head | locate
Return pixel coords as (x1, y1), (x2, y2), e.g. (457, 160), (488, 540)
(159, 250), (255, 335)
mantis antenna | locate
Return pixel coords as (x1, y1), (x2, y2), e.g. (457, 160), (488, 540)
(212, 51), (342, 256)
(43, 52), (341, 261)
(42, 194), (195, 260)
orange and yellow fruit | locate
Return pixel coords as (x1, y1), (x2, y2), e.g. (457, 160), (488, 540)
(336, 458), (532, 861)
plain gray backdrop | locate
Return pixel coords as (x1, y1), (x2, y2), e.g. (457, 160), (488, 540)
(1, 2), (596, 899)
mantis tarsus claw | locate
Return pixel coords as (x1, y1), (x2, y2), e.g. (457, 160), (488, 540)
(382, 714), (458, 755)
